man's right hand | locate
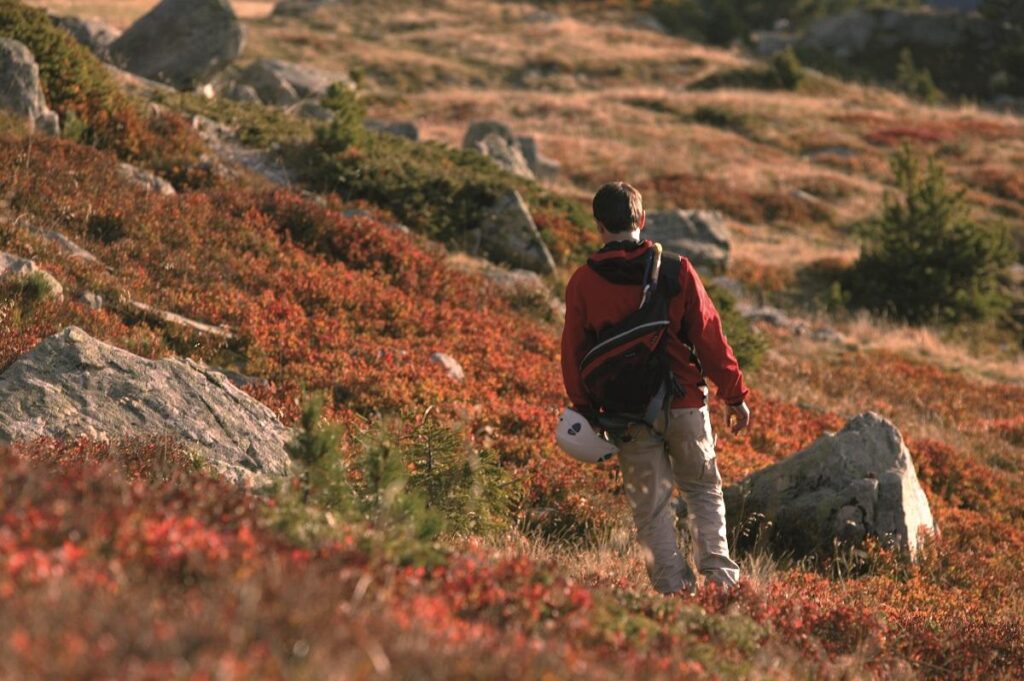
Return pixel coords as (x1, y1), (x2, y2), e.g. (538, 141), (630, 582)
(726, 402), (751, 435)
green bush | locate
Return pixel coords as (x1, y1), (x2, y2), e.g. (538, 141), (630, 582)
(298, 93), (592, 264)
(843, 146), (1013, 324)
(772, 47), (805, 90)
(706, 282), (767, 371)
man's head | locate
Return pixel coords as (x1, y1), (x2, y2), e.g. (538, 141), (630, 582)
(593, 182), (645, 242)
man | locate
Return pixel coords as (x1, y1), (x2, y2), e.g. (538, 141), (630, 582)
(560, 182), (750, 594)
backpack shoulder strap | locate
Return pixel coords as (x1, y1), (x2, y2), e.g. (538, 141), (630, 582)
(658, 249), (683, 298)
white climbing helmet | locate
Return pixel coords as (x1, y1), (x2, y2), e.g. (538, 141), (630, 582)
(555, 408), (618, 464)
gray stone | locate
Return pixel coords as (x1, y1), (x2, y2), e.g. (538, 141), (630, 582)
(129, 301), (233, 339)
(430, 352), (465, 382)
(0, 327), (290, 484)
(287, 99), (333, 121)
(52, 15), (120, 60)
(642, 210), (731, 274)
(238, 59), (352, 106)
(109, 0), (244, 89)
(365, 119), (419, 141)
(223, 82), (262, 104)
(463, 120), (516, 150)
(0, 38), (60, 135)
(0, 251), (63, 300)
(79, 291), (104, 310)
(118, 162), (177, 196)
(473, 133), (534, 179)
(31, 227), (100, 263)
(517, 136), (561, 181)
(472, 190), (556, 274)
(725, 412), (936, 559)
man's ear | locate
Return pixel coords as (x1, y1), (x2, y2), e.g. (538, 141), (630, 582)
(638, 211), (647, 231)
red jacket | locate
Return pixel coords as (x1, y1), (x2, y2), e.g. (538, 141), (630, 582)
(561, 239), (748, 410)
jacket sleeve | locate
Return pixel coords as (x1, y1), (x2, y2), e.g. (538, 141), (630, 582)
(560, 269), (592, 409)
(678, 258), (749, 405)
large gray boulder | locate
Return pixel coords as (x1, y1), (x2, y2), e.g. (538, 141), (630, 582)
(643, 210), (731, 274)
(52, 15), (121, 61)
(471, 190), (556, 274)
(0, 38), (60, 135)
(725, 412), (936, 560)
(0, 327), (291, 484)
(517, 136), (561, 181)
(237, 58), (352, 106)
(109, 0), (244, 89)
(463, 121), (536, 179)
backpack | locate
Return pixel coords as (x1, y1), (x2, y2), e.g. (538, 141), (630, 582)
(578, 244), (683, 425)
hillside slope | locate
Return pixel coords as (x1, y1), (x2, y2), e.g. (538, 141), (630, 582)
(1, 0), (1023, 678)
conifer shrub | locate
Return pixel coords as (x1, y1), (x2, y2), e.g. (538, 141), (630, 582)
(843, 146), (1013, 324)
(706, 282), (767, 371)
(895, 48), (943, 104)
(278, 398), (519, 563)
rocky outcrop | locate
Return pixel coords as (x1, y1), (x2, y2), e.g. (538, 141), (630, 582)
(643, 210), (730, 274)
(472, 133), (534, 179)
(118, 162), (177, 196)
(0, 38), (60, 135)
(0, 251), (63, 300)
(463, 121), (561, 181)
(0, 327), (290, 484)
(725, 412), (936, 560)
(800, 8), (998, 61)
(52, 15), (120, 61)
(236, 58), (352, 106)
(109, 0), (244, 89)
(471, 190), (556, 274)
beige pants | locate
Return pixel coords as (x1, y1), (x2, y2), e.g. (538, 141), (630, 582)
(616, 405), (740, 593)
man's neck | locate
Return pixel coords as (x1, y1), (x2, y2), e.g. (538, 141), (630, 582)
(602, 230), (641, 244)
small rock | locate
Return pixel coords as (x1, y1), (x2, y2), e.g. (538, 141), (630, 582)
(129, 301), (233, 338)
(471, 190), (556, 274)
(223, 82), (262, 104)
(286, 99), (333, 121)
(473, 133), (534, 179)
(0, 38), (61, 135)
(517, 136), (561, 181)
(0, 251), (63, 300)
(430, 352), (465, 382)
(118, 162), (177, 196)
(238, 58), (353, 106)
(365, 119), (419, 141)
(643, 210), (731, 274)
(32, 228), (99, 263)
(79, 291), (104, 310)
(109, 0), (245, 89)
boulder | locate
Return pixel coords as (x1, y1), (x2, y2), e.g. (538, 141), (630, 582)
(237, 58), (352, 106)
(463, 120), (516, 149)
(430, 352), (465, 382)
(471, 190), (556, 274)
(29, 226), (99, 263)
(473, 133), (534, 179)
(0, 38), (60, 135)
(517, 136), (561, 181)
(642, 210), (731, 274)
(0, 251), (63, 300)
(724, 412), (936, 559)
(0, 327), (290, 484)
(223, 82), (262, 104)
(52, 15), (120, 60)
(109, 0), (244, 89)
(118, 162), (177, 196)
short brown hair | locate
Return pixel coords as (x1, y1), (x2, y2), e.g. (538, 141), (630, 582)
(593, 182), (643, 233)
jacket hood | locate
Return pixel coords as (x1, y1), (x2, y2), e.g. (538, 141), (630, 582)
(586, 239), (653, 285)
